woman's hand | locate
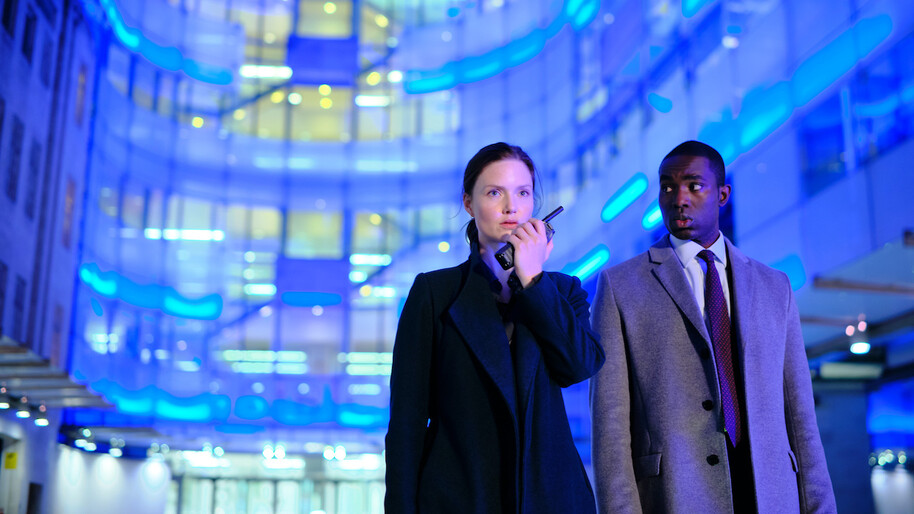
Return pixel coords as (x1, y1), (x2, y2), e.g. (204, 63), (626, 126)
(508, 217), (553, 288)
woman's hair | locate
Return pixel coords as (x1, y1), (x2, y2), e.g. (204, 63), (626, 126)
(463, 142), (540, 247)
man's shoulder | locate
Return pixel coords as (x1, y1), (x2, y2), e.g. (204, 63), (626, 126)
(601, 250), (654, 285)
(727, 243), (792, 288)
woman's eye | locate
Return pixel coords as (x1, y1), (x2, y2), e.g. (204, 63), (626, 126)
(487, 190), (500, 197)
(519, 190), (530, 197)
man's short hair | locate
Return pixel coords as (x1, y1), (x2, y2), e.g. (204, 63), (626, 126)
(661, 141), (726, 188)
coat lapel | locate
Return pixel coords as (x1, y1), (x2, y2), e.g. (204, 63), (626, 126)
(648, 237), (712, 346)
(448, 264), (518, 418)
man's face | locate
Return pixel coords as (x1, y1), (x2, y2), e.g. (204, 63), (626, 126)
(658, 155), (731, 248)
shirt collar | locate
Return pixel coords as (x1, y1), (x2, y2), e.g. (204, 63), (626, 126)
(669, 232), (728, 268)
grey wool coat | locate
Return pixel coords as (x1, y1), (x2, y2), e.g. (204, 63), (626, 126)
(589, 235), (836, 513)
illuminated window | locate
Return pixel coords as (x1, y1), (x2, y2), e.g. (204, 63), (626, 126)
(75, 64), (87, 125)
(106, 46), (129, 96)
(297, 0), (353, 37)
(51, 304), (63, 367)
(286, 211), (343, 259)
(61, 177), (75, 248)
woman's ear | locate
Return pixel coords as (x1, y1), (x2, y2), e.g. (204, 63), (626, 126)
(463, 194), (473, 217)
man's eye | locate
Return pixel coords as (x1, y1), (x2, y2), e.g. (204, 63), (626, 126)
(661, 185), (672, 193)
(690, 183), (703, 191)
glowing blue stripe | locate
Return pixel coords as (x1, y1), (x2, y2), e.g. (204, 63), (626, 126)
(601, 173), (648, 222)
(682, 0), (716, 18)
(79, 263), (223, 320)
(404, 0), (600, 94)
(281, 292), (343, 307)
(769, 254), (807, 291)
(648, 93), (673, 113)
(642, 202), (663, 230)
(562, 245), (611, 282)
(855, 95), (900, 117)
(698, 14), (892, 165)
(572, 0), (600, 30)
(92, 0), (233, 85)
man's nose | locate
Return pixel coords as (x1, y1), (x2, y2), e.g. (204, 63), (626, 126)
(674, 187), (691, 207)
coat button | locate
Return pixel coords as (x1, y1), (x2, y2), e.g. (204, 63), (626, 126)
(707, 454), (720, 465)
(702, 400), (714, 411)
(699, 347), (711, 359)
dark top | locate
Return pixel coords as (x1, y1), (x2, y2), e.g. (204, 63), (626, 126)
(385, 250), (605, 513)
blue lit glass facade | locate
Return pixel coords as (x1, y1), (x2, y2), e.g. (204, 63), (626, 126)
(0, 0), (913, 512)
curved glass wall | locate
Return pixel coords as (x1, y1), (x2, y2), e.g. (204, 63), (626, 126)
(59, 0), (914, 510)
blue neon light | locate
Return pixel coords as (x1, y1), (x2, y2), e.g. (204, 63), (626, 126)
(770, 254), (807, 291)
(93, 0), (233, 85)
(88, 379), (390, 428)
(90, 298), (104, 316)
(92, 379), (232, 421)
(648, 93), (673, 113)
(601, 173), (648, 222)
(696, 14), (892, 166)
(281, 292), (343, 307)
(682, 0), (715, 18)
(404, 0), (599, 94)
(641, 201), (663, 230)
(235, 395), (270, 420)
(562, 245), (611, 282)
(79, 263), (223, 320)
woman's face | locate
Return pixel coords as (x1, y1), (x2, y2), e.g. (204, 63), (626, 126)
(463, 158), (535, 251)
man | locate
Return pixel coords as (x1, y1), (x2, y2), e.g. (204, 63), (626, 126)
(590, 141), (836, 513)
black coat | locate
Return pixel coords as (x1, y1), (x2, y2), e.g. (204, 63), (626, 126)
(385, 254), (605, 513)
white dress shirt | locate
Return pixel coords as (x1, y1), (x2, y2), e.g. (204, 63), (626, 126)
(669, 233), (731, 322)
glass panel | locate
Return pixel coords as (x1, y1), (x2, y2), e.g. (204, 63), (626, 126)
(247, 480), (276, 514)
(286, 211), (343, 258)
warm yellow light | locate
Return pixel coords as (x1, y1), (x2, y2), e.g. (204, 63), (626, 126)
(323, 2), (336, 14)
(271, 91), (285, 103)
(318, 84), (332, 96)
(438, 241), (450, 253)
(359, 285), (372, 297)
(366, 71), (381, 86)
(191, 117), (204, 128)
(233, 109), (246, 120)
(375, 14), (389, 28)
(320, 97), (333, 109)
(264, 32), (276, 44)
(369, 213), (382, 225)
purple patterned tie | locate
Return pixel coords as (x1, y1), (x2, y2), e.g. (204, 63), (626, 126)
(698, 250), (742, 447)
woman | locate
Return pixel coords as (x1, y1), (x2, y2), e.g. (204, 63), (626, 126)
(385, 142), (605, 513)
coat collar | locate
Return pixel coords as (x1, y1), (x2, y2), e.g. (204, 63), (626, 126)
(649, 234), (755, 365)
(448, 253), (518, 418)
(648, 235), (712, 346)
